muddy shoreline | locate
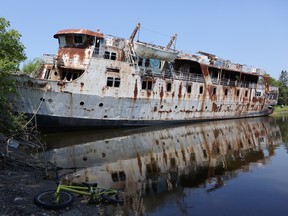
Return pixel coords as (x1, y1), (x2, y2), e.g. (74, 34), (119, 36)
(0, 148), (102, 216)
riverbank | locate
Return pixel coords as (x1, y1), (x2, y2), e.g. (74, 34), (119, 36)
(271, 105), (288, 117)
(0, 146), (101, 216)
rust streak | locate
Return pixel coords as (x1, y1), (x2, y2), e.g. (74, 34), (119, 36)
(136, 153), (142, 176)
(133, 80), (138, 101)
(178, 82), (182, 99)
(160, 86), (164, 104)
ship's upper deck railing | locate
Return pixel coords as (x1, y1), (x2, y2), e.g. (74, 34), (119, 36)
(42, 54), (56, 64)
(180, 51), (266, 76)
(139, 67), (264, 88)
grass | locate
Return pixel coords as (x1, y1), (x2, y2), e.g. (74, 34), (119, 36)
(271, 105), (288, 116)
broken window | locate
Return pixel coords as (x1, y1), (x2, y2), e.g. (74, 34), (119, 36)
(209, 67), (219, 78)
(59, 69), (84, 81)
(74, 35), (83, 44)
(104, 51), (117, 60)
(213, 87), (217, 95)
(104, 51), (110, 59)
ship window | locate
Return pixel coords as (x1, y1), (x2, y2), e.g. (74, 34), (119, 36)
(107, 77), (114, 86)
(74, 35), (83, 44)
(111, 52), (117, 60)
(106, 77), (120, 87)
(187, 84), (192, 93)
(245, 90), (248, 97)
(138, 58), (143, 66)
(147, 81), (152, 90)
(255, 91), (261, 97)
(224, 88), (228, 96)
(199, 86), (203, 94)
(203, 149), (208, 158)
(142, 79), (153, 90)
(104, 51), (117, 60)
(58, 36), (66, 48)
(106, 67), (120, 73)
(114, 77), (121, 87)
(44, 69), (51, 79)
(209, 67), (219, 78)
(167, 82), (172, 92)
(236, 89), (240, 96)
(104, 51), (110, 59)
(145, 59), (150, 67)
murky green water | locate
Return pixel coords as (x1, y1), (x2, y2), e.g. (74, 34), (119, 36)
(42, 114), (288, 216)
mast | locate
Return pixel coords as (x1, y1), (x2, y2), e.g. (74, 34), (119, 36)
(129, 22), (141, 45)
(166, 33), (177, 49)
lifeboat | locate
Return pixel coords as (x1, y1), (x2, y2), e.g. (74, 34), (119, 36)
(134, 41), (179, 62)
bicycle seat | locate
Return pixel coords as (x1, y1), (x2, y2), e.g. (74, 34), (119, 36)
(82, 182), (98, 188)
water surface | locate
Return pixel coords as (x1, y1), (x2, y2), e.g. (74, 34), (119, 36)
(42, 114), (288, 216)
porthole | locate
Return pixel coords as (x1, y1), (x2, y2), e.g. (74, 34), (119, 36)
(80, 101), (84, 106)
(48, 99), (53, 103)
(99, 103), (103, 107)
(40, 98), (45, 102)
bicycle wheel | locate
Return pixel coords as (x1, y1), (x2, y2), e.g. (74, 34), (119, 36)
(101, 190), (124, 204)
(34, 189), (75, 210)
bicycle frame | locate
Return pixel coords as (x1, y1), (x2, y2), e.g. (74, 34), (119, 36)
(55, 183), (119, 201)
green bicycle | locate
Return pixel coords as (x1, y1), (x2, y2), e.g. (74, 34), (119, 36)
(34, 168), (125, 210)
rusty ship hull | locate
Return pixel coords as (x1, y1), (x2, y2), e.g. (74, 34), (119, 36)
(10, 24), (278, 129)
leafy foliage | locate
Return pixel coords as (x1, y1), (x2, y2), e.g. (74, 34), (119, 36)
(0, 17), (27, 135)
(22, 58), (43, 75)
(277, 70), (288, 106)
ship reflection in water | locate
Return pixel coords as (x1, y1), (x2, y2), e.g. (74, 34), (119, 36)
(43, 117), (282, 215)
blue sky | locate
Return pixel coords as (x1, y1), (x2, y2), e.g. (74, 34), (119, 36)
(2, 0), (287, 79)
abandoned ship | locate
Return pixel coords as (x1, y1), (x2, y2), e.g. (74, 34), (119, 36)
(10, 23), (279, 129)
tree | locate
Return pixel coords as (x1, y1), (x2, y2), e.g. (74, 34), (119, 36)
(22, 58), (43, 75)
(268, 76), (280, 87)
(0, 17), (27, 135)
(279, 70), (288, 87)
(277, 70), (288, 106)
